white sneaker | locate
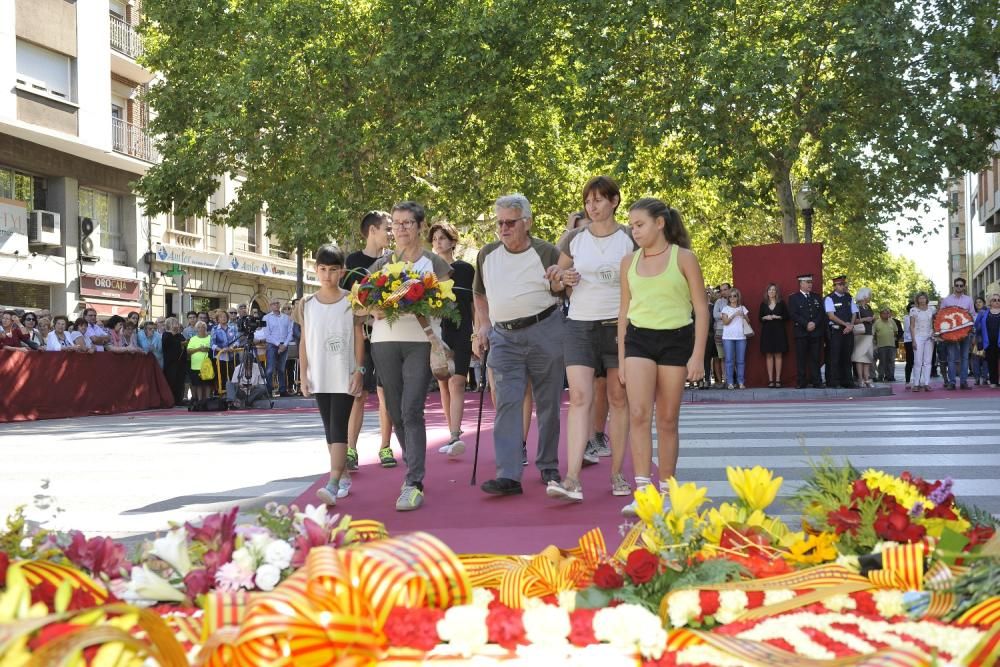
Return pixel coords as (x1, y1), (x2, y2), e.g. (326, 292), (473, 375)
(546, 479), (583, 502)
(621, 499), (637, 517)
(337, 476), (352, 499)
(316, 482), (338, 506)
(447, 438), (466, 457)
(438, 442), (453, 454)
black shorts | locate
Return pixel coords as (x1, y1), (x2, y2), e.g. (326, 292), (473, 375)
(442, 330), (473, 377)
(188, 368), (212, 386)
(315, 393), (354, 444)
(563, 319), (619, 375)
(362, 338), (377, 393)
(624, 322), (694, 366)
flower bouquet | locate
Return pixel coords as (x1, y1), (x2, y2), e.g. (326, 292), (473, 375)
(349, 260), (460, 379)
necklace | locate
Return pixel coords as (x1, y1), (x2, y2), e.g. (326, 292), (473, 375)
(643, 244), (670, 258)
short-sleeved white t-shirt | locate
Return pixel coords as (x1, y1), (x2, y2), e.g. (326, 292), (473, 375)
(721, 305), (749, 340)
(557, 225), (635, 321)
(909, 306), (936, 339)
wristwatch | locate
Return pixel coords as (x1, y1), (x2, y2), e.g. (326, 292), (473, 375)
(354, 366), (367, 374)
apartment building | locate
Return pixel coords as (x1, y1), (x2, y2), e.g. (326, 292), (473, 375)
(965, 148), (1000, 300)
(1, 0), (313, 321)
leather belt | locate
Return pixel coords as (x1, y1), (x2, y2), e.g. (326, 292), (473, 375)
(495, 304), (558, 331)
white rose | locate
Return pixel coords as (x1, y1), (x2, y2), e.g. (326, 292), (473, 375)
(255, 563), (282, 591)
(522, 604), (571, 648)
(231, 546), (256, 572)
(250, 532), (274, 555)
(264, 540), (294, 570)
(437, 605), (489, 657)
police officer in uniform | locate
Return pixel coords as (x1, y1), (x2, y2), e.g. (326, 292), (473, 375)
(824, 275), (859, 388)
(788, 274), (825, 388)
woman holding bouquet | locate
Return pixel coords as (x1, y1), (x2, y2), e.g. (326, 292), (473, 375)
(617, 198), (708, 516)
(296, 244), (365, 507)
(369, 201), (452, 511)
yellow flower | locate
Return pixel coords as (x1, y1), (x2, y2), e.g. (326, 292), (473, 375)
(920, 516), (971, 538)
(666, 477), (710, 519)
(634, 484), (665, 525)
(391, 280), (402, 290)
(726, 466), (782, 511)
(861, 469), (931, 513)
(784, 531), (838, 565)
(701, 502), (742, 545)
(437, 279), (457, 301)
(386, 261), (407, 278)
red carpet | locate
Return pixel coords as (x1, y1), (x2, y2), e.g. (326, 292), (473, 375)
(292, 392), (637, 556)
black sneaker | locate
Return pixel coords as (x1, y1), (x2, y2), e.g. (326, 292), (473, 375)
(481, 478), (523, 496)
(959, 383), (971, 390)
(540, 469), (561, 484)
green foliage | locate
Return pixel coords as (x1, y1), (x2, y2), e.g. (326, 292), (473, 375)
(789, 457), (859, 526)
(609, 558), (745, 615)
(944, 556), (1000, 622)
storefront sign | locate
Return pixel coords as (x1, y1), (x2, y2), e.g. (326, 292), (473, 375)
(0, 198), (29, 256)
(80, 274), (141, 300)
(155, 244), (223, 270)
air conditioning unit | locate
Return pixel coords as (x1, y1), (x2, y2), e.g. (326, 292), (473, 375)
(27, 210), (61, 246)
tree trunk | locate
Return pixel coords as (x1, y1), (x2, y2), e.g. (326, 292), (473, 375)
(771, 164), (799, 243)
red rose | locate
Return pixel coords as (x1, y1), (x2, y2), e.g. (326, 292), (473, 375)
(624, 549), (660, 585)
(0, 551), (8, 583)
(486, 606), (526, 649)
(592, 563), (624, 590)
(569, 609), (598, 646)
(375, 275), (388, 287)
(850, 479), (873, 501)
(406, 282), (426, 301)
(383, 607), (444, 651)
(827, 505), (862, 535)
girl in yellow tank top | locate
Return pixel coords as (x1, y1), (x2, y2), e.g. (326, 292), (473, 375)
(616, 198), (710, 516)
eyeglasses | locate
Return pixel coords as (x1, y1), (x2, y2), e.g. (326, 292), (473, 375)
(495, 217), (526, 228)
(391, 220), (418, 230)
(954, 283), (965, 288)
(229, 311), (238, 314)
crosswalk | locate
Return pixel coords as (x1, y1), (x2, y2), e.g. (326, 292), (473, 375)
(666, 401), (1000, 524)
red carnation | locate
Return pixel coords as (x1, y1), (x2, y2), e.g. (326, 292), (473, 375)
(486, 606), (526, 649)
(850, 479), (873, 501)
(624, 549), (660, 584)
(698, 590), (720, 616)
(383, 607), (444, 651)
(405, 282), (426, 301)
(568, 609), (599, 646)
(375, 275), (388, 287)
(0, 551), (8, 583)
(746, 590), (765, 609)
(593, 563), (625, 590)
(827, 505), (862, 535)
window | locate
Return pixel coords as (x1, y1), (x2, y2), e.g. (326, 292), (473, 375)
(0, 167), (45, 210)
(16, 40), (73, 101)
(234, 215), (260, 253)
(79, 187), (124, 253)
(171, 215), (197, 234)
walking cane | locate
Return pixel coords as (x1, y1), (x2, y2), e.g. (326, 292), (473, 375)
(470, 347), (489, 486)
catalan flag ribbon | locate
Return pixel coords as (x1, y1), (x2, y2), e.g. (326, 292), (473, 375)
(199, 532), (470, 667)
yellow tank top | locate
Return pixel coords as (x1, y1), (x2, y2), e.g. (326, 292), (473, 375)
(626, 244), (693, 329)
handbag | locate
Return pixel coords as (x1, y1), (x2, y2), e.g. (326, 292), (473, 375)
(199, 357), (215, 381)
(417, 315), (455, 380)
(742, 315), (754, 337)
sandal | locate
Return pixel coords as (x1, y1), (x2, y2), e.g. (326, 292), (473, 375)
(611, 473), (632, 497)
(768, 381), (776, 388)
(775, 381), (782, 388)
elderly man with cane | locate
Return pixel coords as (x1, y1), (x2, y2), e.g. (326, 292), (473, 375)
(472, 193), (565, 496)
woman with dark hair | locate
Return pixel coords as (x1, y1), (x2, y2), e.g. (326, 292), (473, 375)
(547, 175), (636, 503)
(429, 221), (476, 457)
(758, 283), (789, 387)
(21, 312), (44, 350)
(1, 310), (30, 352)
(72, 317), (95, 352)
(617, 198), (708, 516)
(369, 201), (452, 511)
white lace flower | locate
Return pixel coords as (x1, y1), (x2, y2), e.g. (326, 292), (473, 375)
(666, 589), (701, 628)
(436, 605), (489, 657)
(254, 563), (281, 591)
(522, 603), (571, 648)
(263, 540), (294, 570)
(150, 527), (191, 576)
(715, 590), (749, 624)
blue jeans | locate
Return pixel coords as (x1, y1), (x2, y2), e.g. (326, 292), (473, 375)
(723, 338), (747, 385)
(266, 343), (289, 393)
(946, 334), (972, 386)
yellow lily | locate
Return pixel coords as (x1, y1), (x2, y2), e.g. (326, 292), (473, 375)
(726, 466), (783, 511)
(385, 261), (408, 278)
(701, 502), (742, 545)
(785, 531), (838, 565)
(666, 477), (710, 519)
(633, 484), (665, 525)
(437, 279), (457, 301)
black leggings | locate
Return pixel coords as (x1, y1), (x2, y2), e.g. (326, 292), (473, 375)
(314, 393), (354, 444)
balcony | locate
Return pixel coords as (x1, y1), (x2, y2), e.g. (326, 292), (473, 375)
(110, 14), (143, 59)
(112, 117), (158, 162)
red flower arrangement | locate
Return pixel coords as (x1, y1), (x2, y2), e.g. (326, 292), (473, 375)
(383, 607), (445, 651)
(624, 549), (660, 584)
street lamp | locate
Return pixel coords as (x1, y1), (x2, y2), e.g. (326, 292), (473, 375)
(795, 181), (815, 244)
